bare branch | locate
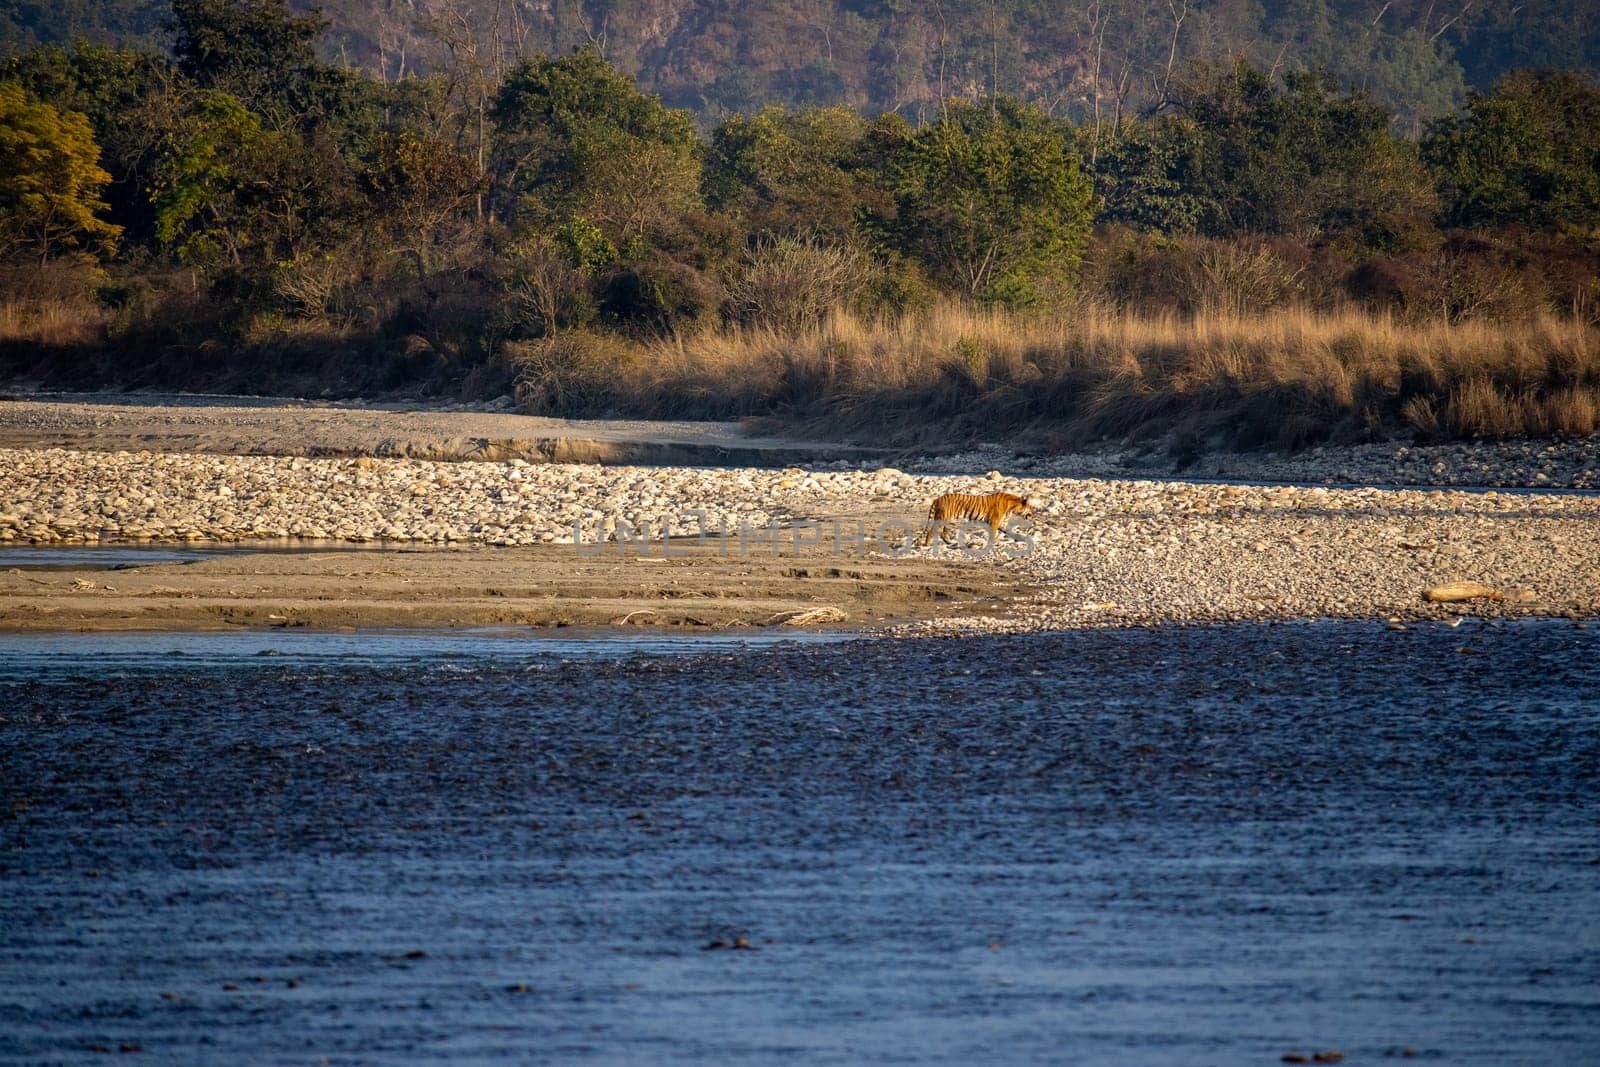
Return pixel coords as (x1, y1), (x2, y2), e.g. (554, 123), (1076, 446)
(1159, 0), (1189, 105)
(1085, 0), (1108, 167)
(1429, 1), (1475, 41)
(1266, 41), (1288, 84)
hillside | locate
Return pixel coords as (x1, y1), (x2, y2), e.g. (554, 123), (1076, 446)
(2, 0), (1598, 132)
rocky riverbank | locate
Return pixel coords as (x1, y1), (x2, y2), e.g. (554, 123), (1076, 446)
(8, 391), (1600, 489)
(2, 445), (1595, 632)
(0, 393), (877, 466)
(914, 436), (1600, 490)
(915, 475), (1597, 632)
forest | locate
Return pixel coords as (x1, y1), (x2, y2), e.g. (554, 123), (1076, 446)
(5, 0), (1599, 134)
(2, 0), (1599, 448)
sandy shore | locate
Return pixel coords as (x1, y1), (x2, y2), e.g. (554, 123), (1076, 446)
(0, 445), (1021, 632)
(0, 392), (882, 466)
(11, 390), (1600, 488)
(2, 428), (1596, 632)
(0, 538), (1014, 633)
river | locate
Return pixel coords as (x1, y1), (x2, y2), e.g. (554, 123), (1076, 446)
(2, 621), (1596, 1064)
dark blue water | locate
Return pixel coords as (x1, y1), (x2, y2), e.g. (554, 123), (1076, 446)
(2, 622), (1597, 1064)
(0, 628), (845, 681)
(0, 542), (396, 571)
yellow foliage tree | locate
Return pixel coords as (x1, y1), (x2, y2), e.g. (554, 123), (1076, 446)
(0, 81), (121, 264)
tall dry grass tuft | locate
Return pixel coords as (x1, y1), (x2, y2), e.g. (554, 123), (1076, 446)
(0, 261), (115, 379)
(513, 302), (1600, 448)
(0, 298), (110, 347)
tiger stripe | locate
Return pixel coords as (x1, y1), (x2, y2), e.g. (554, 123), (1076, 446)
(920, 490), (1037, 548)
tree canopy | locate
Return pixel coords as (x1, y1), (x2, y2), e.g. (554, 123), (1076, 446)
(1124, 62), (1438, 245)
(4, 0), (1594, 134)
(0, 7), (1596, 357)
(1424, 70), (1600, 232)
(705, 105), (885, 243)
(491, 47), (702, 252)
(874, 98), (1094, 306)
(0, 80), (120, 262)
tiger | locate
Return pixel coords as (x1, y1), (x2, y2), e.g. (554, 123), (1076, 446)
(920, 490), (1039, 548)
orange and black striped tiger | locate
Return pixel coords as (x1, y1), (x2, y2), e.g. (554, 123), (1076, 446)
(920, 490), (1038, 547)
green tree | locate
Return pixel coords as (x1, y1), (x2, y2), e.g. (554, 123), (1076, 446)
(364, 132), (483, 280)
(705, 104), (889, 242)
(1094, 117), (1214, 234)
(167, 0), (378, 135)
(1150, 61), (1435, 245)
(1450, 0), (1600, 94)
(167, 0), (319, 105)
(150, 90), (361, 268)
(0, 40), (169, 137)
(0, 0), (163, 52)
(490, 47), (703, 250)
(1, 42), (178, 242)
(1423, 70), (1600, 233)
(873, 96), (1093, 306)
(0, 80), (120, 263)
(150, 91), (268, 264)
(1259, 2), (1465, 136)
(8, 0), (1600, 134)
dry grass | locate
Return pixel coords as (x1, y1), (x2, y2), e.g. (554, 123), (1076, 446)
(0, 260), (113, 351)
(9, 271), (1596, 448)
(515, 303), (1600, 448)
(0, 298), (110, 347)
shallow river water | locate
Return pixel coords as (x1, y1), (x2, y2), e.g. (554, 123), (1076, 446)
(2, 621), (1597, 1065)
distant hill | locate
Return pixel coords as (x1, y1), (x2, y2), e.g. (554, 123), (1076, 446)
(3, 0), (1598, 132)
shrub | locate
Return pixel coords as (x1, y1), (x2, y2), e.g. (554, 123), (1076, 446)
(1184, 241), (1305, 316)
(499, 235), (596, 338)
(271, 253), (344, 319)
(502, 330), (633, 415)
(600, 253), (723, 334)
(727, 233), (869, 329)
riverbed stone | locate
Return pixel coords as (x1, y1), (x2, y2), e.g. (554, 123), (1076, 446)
(1, 444), (1596, 632)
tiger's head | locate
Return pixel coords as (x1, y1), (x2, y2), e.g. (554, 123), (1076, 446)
(993, 492), (1036, 520)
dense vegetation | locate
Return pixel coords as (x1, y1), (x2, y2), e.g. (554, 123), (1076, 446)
(2, 0), (1598, 448)
(4, 0), (1598, 135)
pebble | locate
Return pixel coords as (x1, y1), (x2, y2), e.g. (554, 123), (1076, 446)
(2, 446), (1596, 633)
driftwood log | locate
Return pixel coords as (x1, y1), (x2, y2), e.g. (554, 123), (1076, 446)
(767, 606), (848, 627)
(1423, 581), (1504, 603)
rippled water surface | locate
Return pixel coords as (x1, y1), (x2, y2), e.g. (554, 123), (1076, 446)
(0, 541), (396, 570)
(3, 622), (1597, 1065)
(0, 628), (845, 679)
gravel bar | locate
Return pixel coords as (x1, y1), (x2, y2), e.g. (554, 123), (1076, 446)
(2, 446), (1595, 632)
